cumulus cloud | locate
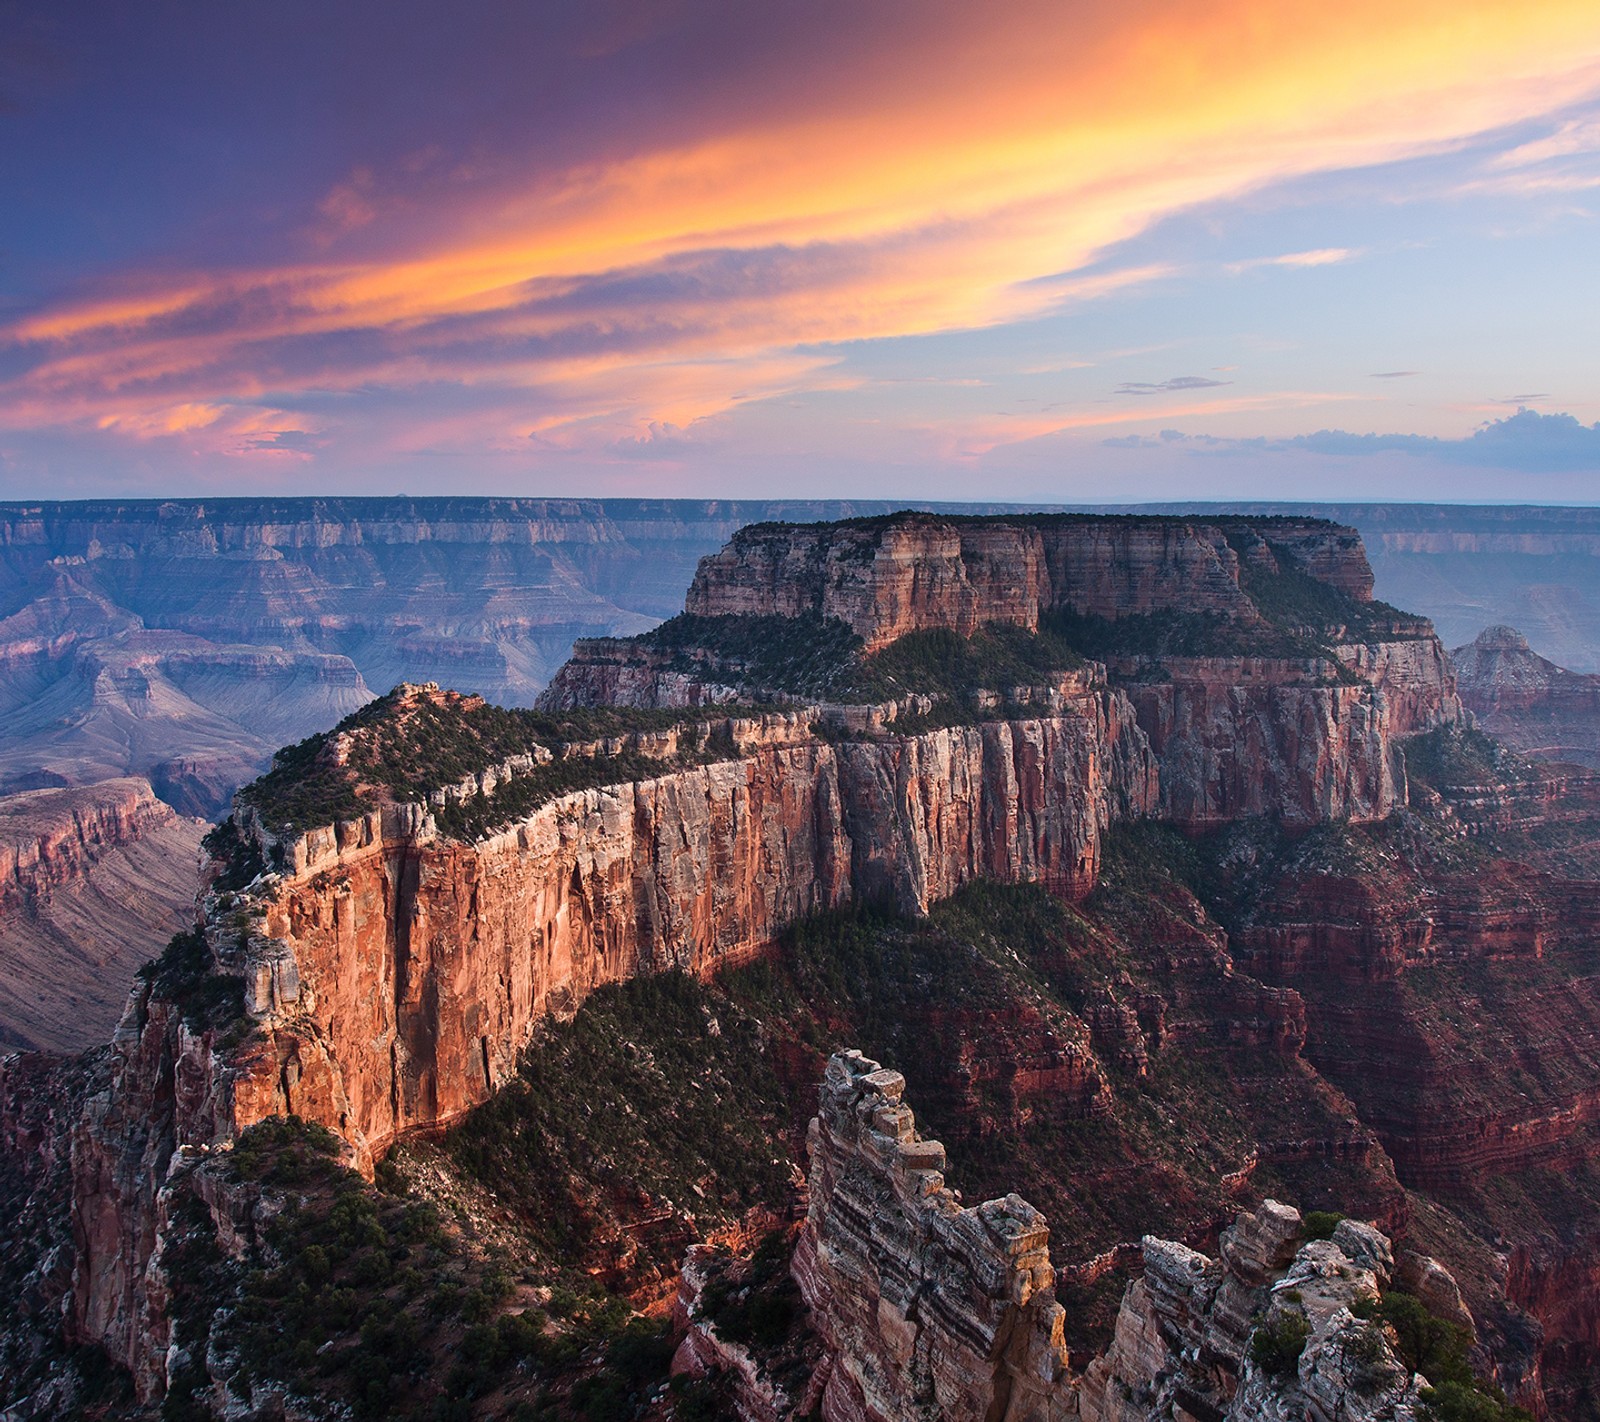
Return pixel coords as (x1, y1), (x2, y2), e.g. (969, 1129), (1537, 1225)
(1109, 408), (1600, 473)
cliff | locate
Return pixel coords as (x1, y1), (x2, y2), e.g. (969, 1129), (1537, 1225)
(680, 515), (1374, 651)
(67, 681), (1156, 1392)
(1452, 626), (1600, 769)
(546, 513), (1459, 831)
(0, 781), (205, 1052)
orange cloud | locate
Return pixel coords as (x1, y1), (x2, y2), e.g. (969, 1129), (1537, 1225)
(6, 1), (1600, 449)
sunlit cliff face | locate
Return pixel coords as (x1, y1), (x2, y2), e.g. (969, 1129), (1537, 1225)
(4, 0), (1600, 493)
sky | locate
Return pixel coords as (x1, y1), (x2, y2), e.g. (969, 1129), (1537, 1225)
(3, 0), (1600, 503)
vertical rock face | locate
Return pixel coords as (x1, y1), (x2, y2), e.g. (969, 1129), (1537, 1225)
(18, 514), (1476, 1406)
(1121, 659), (1406, 828)
(791, 1051), (1075, 1422)
(241, 695), (1154, 1161)
(554, 514), (1459, 828)
(67, 692), (1157, 1391)
(683, 515), (1379, 652)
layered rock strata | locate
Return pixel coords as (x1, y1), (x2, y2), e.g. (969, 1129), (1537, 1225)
(1453, 625), (1600, 769)
(69, 689), (1156, 1392)
(682, 516), (1372, 651)
(1120, 658), (1406, 828)
(0, 513), (1488, 1409)
(0, 781), (205, 1052)
(546, 514), (1460, 831)
(790, 1050), (1076, 1422)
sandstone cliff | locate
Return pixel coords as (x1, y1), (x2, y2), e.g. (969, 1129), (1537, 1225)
(546, 513), (1460, 831)
(66, 680), (1157, 1393)
(0, 781), (205, 1052)
(680, 515), (1373, 652)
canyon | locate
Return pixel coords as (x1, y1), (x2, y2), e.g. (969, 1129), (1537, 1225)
(0, 780), (205, 1052)
(0, 496), (1576, 1059)
(0, 510), (1597, 1421)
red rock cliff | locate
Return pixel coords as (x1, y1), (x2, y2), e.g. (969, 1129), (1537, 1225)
(69, 688), (1156, 1392)
(0, 780), (205, 1053)
(683, 515), (1375, 653)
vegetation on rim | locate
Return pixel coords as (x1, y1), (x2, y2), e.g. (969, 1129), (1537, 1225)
(233, 687), (766, 841)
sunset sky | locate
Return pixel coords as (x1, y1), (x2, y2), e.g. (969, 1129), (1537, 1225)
(4, 0), (1600, 502)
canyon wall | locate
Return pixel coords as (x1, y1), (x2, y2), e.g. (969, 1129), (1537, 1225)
(0, 781), (204, 1052)
(1452, 625), (1600, 768)
(69, 688), (1156, 1390)
(682, 515), (1374, 651)
(1120, 658), (1406, 828)
(551, 513), (1459, 830)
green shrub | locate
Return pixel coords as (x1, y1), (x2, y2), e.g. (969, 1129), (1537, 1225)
(139, 929), (246, 1031)
(1419, 1381), (1532, 1422)
(1303, 1210), (1345, 1241)
(1354, 1292), (1531, 1422)
(1250, 1310), (1311, 1378)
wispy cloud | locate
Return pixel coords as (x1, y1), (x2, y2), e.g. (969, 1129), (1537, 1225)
(4, 1), (1600, 462)
(1491, 115), (1600, 167)
(1115, 375), (1233, 396)
(1225, 247), (1361, 273)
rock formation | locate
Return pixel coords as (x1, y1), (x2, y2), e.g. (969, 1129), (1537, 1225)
(783, 1051), (1439, 1422)
(0, 780), (205, 1051)
(0, 511), (1577, 1418)
(66, 677), (1156, 1392)
(548, 513), (1460, 830)
(1078, 1203), (1427, 1422)
(791, 1050), (1075, 1422)
(681, 516), (1373, 651)
(1452, 625), (1600, 769)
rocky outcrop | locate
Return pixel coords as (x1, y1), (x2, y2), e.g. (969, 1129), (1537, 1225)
(791, 1051), (1075, 1422)
(0, 781), (205, 1052)
(1452, 626), (1600, 769)
(67, 687), (1156, 1393)
(1120, 658), (1406, 828)
(790, 1053), (1437, 1422)
(683, 515), (1375, 652)
(1079, 1204), (1427, 1422)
